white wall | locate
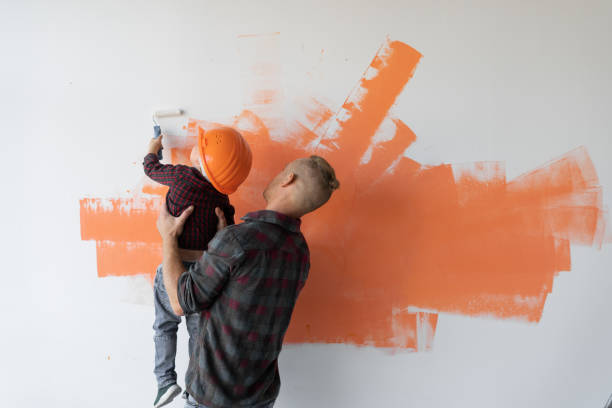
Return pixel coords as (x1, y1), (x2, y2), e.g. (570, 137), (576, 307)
(3, 0), (612, 407)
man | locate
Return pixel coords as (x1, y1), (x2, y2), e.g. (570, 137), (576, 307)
(156, 156), (340, 408)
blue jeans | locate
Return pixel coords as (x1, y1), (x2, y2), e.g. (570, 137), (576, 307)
(183, 392), (275, 408)
(153, 263), (199, 388)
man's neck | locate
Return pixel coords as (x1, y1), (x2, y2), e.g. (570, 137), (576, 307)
(265, 202), (301, 219)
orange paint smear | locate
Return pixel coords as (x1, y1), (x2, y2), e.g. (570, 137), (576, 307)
(79, 38), (608, 349)
(317, 40), (422, 176)
(80, 198), (160, 243)
(171, 147), (193, 166)
(80, 146), (190, 278)
(252, 89), (278, 105)
(357, 118), (418, 186)
(96, 241), (161, 280)
(141, 184), (168, 196)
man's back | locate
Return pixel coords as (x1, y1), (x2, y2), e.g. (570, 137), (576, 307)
(178, 210), (310, 408)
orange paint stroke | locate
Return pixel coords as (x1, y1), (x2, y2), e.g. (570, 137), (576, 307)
(141, 184), (168, 196)
(239, 32), (284, 124)
(80, 198), (160, 243)
(317, 40), (422, 173)
(79, 38), (608, 350)
(96, 241), (161, 281)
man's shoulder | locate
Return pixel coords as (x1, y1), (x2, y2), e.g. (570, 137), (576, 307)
(207, 226), (245, 259)
(222, 222), (256, 240)
(221, 220), (266, 247)
(226, 219), (307, 252)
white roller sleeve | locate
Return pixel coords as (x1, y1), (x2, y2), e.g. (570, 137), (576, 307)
(153, 109), (183, 118)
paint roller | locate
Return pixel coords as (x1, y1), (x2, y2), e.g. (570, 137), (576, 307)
(152, 109), (184, 160)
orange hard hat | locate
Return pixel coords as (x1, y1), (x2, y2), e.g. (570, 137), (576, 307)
(197, 126), (252, 194)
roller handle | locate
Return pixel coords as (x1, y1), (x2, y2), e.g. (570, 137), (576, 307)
(153, 125), (163, 160)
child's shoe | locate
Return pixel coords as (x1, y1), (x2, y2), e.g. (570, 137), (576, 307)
(154, 383), (182, 408)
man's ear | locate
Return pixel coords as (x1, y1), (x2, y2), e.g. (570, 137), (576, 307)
(280, 172), (296, 187)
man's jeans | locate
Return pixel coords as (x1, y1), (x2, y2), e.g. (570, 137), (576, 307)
(183, 392), (275, 408)
(153, 263), (199, 388)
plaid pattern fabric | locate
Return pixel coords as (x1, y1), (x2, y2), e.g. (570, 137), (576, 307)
(143, 153), (235, 250)
(178, 210), (310, 408)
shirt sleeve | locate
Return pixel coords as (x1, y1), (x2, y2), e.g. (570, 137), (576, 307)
(177, 228), (245, 314)
(143, 153), (179, 186)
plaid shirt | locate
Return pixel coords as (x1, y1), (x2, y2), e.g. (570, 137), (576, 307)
(143, 153), (235, 250)
(178, 210), (310, 408)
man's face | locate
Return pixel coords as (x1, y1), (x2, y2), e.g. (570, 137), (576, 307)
(262, 173), (278, 203)
(263, 163), (290, 203)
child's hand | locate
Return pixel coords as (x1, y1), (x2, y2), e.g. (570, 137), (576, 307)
(148, 134), (163, 155)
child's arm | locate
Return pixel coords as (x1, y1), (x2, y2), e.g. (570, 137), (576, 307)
(143, 135), (178, 186)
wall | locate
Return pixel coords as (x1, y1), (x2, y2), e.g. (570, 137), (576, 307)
(3, 0), (612, 406)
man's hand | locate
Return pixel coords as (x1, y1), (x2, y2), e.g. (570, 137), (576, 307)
(148, 134), (163, 155)
(215, 207), (228, 232)
(157, 198), (194, 241)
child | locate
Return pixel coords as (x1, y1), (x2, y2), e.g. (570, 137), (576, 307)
(144, 126), (252, 408)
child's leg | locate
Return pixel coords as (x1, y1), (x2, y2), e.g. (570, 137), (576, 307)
(153, 264), (181, 387)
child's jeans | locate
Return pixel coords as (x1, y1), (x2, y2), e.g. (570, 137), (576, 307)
(153, 262), (199, 388)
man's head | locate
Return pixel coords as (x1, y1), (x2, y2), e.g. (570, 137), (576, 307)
(263, 155), (340, 218)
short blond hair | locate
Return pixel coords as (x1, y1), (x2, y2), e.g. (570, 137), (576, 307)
(292, 155), (339, 214)
(307, 155), (340, 191)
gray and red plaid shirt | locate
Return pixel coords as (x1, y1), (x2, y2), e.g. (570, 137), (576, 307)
(178, 210), (310, 408)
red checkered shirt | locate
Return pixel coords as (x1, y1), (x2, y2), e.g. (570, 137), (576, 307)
(178, 210), (310, 408)
(143, 153), (235, 250)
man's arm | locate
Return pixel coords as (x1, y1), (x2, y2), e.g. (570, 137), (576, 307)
(157, 203), (230, 316)
(162, 236), (186, 316)
(144, 135), (179, 186)
(176, 230), (243, 314)
(157, 199), (193, 316)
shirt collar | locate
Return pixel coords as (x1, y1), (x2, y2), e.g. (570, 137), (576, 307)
(241, 210), (301, 233)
